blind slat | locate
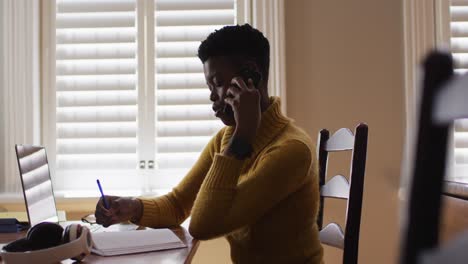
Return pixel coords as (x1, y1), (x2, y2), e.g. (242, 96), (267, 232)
(451, 6), (468, 22)
(57, 154), (137, 170)
(455, 149), (468, 163)
(454, 118), (468, 131)
(455, 132), (468, 148)
(58, 0), (135, 13)
(57, 138), (137, 154)
(57, 122), (136, 138)
(450, 37), (468, 53)
(57, 28), (136, 44)
(451, 53), (468, 68)
(156, 58), (203, 74)
(157, 89), (210, 105)
(157, 25), (221, 42)
(452, 0), (468, 6)
(56, 13), (135, 28)
(157, 136), (211, 153)
(157, 120), (223, 137)
(156, 10), (234, 27)
(156, 153), (201, 169)
(56, 75), (136, 91)
(156, 42), (199, 58)
(156, 0), (233, 11)
(454, 165), (468, 178)
(157, 73), (206, 89)
(57, 106), (137, 123)
(455, 69), (468, 74)
(56, 59), (136, 75)
(157, 105), (215, 121)
(58, 91), (137, 107)
(56, 43), (136, 60)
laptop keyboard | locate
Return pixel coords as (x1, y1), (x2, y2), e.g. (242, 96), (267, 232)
(88, 223), (138, 233)
(89, 225), (104, 233)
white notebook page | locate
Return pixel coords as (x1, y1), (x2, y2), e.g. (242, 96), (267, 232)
(91, 228), (186, 256)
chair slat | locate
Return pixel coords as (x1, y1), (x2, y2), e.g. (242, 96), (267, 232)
(325, 128), (355, 151)
(319, 222), (345, 249)
(320, 174), (350, 199)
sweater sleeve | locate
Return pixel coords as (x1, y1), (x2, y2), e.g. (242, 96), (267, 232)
(188, 139), (314, 240)
(135, 128), (224, 228)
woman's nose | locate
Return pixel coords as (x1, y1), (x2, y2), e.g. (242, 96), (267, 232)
(210, 89), (220, 102)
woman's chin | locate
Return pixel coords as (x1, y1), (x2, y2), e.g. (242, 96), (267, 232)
(219, 116), (236, 126)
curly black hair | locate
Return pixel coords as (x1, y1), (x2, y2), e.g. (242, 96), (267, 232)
(197, 24), (270, 78)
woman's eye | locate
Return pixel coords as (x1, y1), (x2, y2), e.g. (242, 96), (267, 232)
(213, 78), (224, 87)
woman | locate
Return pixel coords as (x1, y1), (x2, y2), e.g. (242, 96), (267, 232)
(95, 24), (323, 264)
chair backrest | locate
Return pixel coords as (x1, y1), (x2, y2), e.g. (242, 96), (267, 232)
(400, 51), (454, 264)
(316, 123), (368, 264)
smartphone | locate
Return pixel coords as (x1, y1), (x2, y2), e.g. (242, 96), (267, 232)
(223, 68), (262, 115)
(238, 68), (262, 88)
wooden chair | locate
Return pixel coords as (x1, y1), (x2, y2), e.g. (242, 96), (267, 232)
(316, 123), (368, 264)
(400, 51), (454, 264)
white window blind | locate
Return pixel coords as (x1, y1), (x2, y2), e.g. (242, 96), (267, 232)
(154, 0), (233, 170)
(54, 0), (139, 191)
(447, 0), (468, 182)
(46, 0), (236, 193)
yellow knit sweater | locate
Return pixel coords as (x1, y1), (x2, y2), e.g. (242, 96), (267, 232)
(137, 97), (324, 264)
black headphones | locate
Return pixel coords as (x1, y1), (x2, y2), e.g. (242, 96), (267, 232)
(1, 222), (92, 263)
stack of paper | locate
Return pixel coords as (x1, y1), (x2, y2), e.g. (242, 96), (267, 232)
(91, 229), (187, 256)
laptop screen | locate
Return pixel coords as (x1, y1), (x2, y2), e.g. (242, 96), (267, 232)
(15, 145), (59, 226)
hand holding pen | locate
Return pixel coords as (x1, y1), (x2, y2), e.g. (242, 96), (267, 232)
(94, 180), (143, 227)
(97, 179), (110, 209)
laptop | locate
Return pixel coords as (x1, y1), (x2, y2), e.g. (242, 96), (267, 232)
(14, 144), (136, 232)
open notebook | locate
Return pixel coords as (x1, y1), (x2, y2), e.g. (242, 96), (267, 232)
(91, 228), (187, 256)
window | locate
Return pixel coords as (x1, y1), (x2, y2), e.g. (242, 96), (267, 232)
(440, 0), (468, 183)
(43, 0), (238, 194)
(403, 0), (468, 187)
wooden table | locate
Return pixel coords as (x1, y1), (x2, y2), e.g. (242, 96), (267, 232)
(440, 181), (468, 243)
(0, 226), (199, 264)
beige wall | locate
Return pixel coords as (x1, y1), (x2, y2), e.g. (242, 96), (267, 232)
(285, 0), (405, 263)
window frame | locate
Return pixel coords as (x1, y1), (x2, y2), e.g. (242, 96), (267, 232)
(0, 0), (286, 200)
(42, 0), (236, 193)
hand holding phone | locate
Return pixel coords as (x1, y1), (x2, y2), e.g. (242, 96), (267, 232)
(223, 68), (262, 115)
(238, 68), (262, 88)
